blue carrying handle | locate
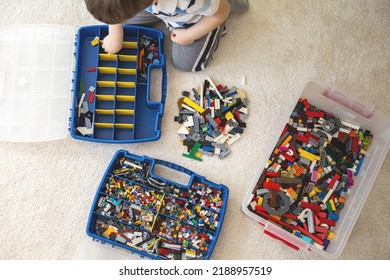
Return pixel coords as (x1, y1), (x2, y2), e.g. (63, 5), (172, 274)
(153, 158), (195, 178)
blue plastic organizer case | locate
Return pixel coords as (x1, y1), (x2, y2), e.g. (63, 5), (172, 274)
(86, 150), (229, 260)
(71, 25), (167, 143)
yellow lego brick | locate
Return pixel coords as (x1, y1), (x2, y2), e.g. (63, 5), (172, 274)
(327, 231), (335, 239)
(225, 111), (234, 120)
(257, 197), (263, 206)
(298, 148), (320, 161)
(103, 227), (115, 238)
(308, 190), (316, 198)
(329, 198), (336, 211)
(313, 186), (321, 193)
(182, 97), (205, 113)
(91, 36), (99, 46)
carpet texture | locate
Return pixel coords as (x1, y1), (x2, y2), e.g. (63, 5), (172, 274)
(0, 0), (389, 260)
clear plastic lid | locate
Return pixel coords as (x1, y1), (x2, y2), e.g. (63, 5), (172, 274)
(0, 24), (74, 142)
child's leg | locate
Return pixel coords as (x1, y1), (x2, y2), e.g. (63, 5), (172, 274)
(125, 10), (161, 26)
(171, 23), (226, 72)
(227, 0), (249, 13)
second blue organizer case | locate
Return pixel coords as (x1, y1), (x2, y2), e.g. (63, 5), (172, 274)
(71, 25), (167, 143)
(86, 150), (229, 260)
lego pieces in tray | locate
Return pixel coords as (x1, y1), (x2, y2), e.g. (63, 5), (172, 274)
(89, 153), (227, 260)
(247, 98), (373, 250)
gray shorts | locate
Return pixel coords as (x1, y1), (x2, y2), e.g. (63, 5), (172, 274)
(126, 0), (248, 72)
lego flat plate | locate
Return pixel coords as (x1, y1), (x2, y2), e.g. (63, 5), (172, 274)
(0, 25), (74, 142)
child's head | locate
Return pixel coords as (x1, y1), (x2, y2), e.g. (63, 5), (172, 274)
(85, 0), (154, 24)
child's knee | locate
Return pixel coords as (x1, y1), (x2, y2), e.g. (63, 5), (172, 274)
(171, 56), (196, 72)
(171, 57), (209, 72)
(228, 0), (249, 13)
(171, 42), (209, 72)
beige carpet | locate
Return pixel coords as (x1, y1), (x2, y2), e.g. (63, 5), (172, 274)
(0, 0), (389, 260)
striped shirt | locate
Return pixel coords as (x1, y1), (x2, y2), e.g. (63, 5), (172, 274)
(145, 0), (220, 29)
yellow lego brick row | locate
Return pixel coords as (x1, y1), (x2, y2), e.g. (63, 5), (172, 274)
(95, 109), (114, 115)
(115, 123), (134, 129)
(97, 81), (115, 87)
(116, 95), (135, 102)
(122, 41), (138, 48)
(179, 97), (205, 113)
(96, 94), (115, 101)
(99, 40), (137, 49)
(119, 54), (137, 62)
(116, 109), (134, 115)
(95, 123), (114, 128)
(298, 148), (320, 161)
(116, 81), (135, 88)
(118, 68), (136, 75)
(99, 53), (117, 61)
(98, 67), (116, 74)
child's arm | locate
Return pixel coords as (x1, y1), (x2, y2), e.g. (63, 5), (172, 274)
(102, 23), (124, 54)
(171, 0), (230, 45)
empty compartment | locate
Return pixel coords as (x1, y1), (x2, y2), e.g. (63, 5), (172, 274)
(115, 109), (134, 124)
(97, 67), (116, 81)
(133, 84), (162, 140)
(116, 68), (136, 82)
(114, 125), (134, 141)
(114, 109), (134, 141)
(117, 54), (137, 69)
(116, 81), (136, 96)
(115, 95), (135, 110)
(95, 109), (114, 123)
(98, 53), (117, 68)
(95, 94), (115, 110)
(93, 123), (114, 140)
(96, 81), (116, 95)
(119, 40), (138, 55)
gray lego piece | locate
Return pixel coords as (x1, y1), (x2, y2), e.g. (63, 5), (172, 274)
(262, 192), (290, 216)
(256, 188), (269, 196)
(307, 211), (315, 233)
(275, 177), (303, 184)
(218, 149), (231, 159)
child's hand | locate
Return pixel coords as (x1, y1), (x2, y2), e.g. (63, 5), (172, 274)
(171, 29), (195, 45)
(102, 24), (124, 54)
(102, 34), (123, 54)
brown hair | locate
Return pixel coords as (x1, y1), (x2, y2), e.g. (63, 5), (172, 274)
(85, 0), (154, 24)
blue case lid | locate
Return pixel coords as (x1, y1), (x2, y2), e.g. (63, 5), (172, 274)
(70, 25), (167, 143)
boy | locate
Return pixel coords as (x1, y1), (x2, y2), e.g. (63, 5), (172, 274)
(85, 0), (248, 72)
